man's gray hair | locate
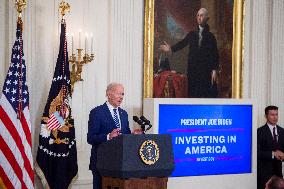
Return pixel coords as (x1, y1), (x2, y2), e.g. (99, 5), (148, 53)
(106, 82), (123, 95)
(199, 8), (209, 17)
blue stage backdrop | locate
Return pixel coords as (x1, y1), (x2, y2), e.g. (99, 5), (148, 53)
(158, 104), (252, 177)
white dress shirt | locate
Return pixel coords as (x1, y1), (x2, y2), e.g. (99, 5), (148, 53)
(198, 25), (204, 47)
(267, 123), (278, 141)
(106, 101), (121, 140)
(267, 123), (278, 158)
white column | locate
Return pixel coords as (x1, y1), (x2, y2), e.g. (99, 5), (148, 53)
(249, 0), (273, 125)
(243, 0), (253, 99)
(270, 0), (284, 125)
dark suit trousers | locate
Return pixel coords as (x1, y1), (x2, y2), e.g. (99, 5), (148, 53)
(92, 171), (102, 189)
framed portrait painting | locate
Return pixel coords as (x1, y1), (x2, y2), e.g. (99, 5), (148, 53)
(143, 0), (244, 98)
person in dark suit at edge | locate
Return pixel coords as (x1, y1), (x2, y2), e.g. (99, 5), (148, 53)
(159, 8), (219, 98)
(87, 83), (142, 189)
(258, 105), (284, 189)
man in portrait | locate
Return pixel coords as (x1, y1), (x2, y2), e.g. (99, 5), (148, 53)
(159, 8), (219, 98)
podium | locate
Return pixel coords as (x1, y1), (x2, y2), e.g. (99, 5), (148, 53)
(97, 134), (174, 189)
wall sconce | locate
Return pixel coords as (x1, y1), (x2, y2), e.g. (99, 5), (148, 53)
(69, 31), (94, 93)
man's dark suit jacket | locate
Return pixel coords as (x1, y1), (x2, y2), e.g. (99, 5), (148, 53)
(257, 124), (284, 189)
(87, 102), (131, 171)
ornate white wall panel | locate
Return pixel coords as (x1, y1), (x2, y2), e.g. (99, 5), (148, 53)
(29, 0), (59, 155)
(0, 0), (284, 188)
(270, 0), (284, 126)
(243, 0), (284, 127)
(70, 0), (111, 186)
(249, 0), (272, 125)
(109, 0), (144, 129)
(270, 0), (284, 125)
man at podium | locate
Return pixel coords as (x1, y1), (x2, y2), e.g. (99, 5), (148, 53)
(87, 83), (141, 189)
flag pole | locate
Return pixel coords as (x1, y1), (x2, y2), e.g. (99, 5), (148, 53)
(15, 0), (27, 19)
(59, 0), (70, 117)
(14, 0), (26, 119)
(59, 0), (70, 22)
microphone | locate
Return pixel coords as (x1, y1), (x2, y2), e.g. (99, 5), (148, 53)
(140, 116), (152, 132)
(133, 116), (145, 132)
(140, 116), (150, 125)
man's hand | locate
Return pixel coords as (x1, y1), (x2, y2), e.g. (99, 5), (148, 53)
(211, 70), (218, 86)
(159, 41), (171, 53)
(273, 150), (284, 160)
(109, 128), (121, 140)
(132, 128), (143, 135)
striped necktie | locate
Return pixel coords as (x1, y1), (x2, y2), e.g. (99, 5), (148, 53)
(272, 127), (279, 150)
(273, 127), (277, 141)
(113, 108), (120, 128)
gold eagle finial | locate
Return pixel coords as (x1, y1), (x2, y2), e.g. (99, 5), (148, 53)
(59, 1), (70, 19)
(15, 0), (27, 18)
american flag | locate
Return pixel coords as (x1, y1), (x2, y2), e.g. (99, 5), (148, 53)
(47, 111), (64, 130)
(0, 19), (34, 189)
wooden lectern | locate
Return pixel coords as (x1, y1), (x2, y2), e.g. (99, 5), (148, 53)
(96, 134), (174, 189)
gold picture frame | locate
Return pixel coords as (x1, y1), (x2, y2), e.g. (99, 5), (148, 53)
(143, 0), (244, 98)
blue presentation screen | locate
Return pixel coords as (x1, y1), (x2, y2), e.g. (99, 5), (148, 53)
(158, 104), (252, 177)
